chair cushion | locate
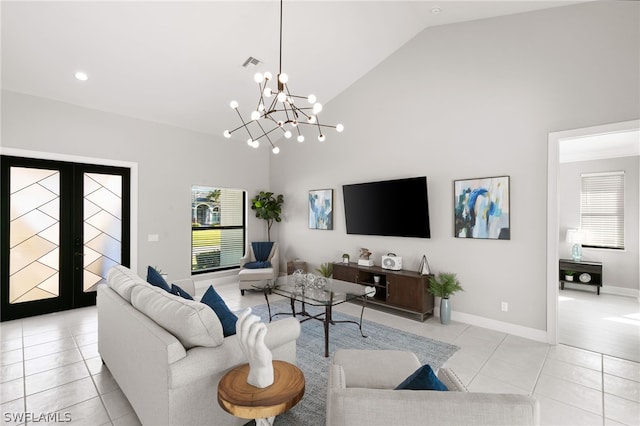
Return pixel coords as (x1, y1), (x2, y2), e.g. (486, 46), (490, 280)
(131, 285), (224, 349)
(252, 242), (274, 261)
(146, 266), (171, 292)
(200, 285), (238, 337)
(238, 267), (274, 281)
(243, 261), (272, 269)
(395, 364), (449, 391)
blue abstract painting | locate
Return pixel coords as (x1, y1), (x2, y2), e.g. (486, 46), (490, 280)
(309, 189), (333, 230)
(454, 176), (510, 240)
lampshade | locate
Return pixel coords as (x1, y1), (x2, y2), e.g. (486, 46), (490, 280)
(565, 229), (585, 244)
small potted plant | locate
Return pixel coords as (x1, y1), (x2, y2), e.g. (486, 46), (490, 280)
(564, 271), (576, 281)
(316, 262), (333, 278)
(342, 253), (350, 264)
(428, 272), (464, 325)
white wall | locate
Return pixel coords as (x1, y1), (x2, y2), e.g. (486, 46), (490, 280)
(559, 156), (640, 292)
(1, 91), (271, 281)
(270, 2), (640, 335)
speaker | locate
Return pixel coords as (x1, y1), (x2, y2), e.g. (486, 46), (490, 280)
(381, 254), (402, 270)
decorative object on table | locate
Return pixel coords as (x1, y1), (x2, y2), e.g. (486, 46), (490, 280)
(236, 308), (274, 388)
(341, 253), (350, 264)
(315, 262), (333, 278)
(565, 228), (585, 262)
(428, 272), (464, 325)
(373, 275), (380, 284)
(309, 189), (333, 230)
(564, 270), (575, 281)
(454, 176), (510, 240)
(579, 272), (592, 283)
(419, 254), (431, 275)
(358, 247), (374, 267)
(223, 0), (343, 154)
(381, 253), (402, 271)
(250, 191), (284, 242)
(286, 258), (307, 274)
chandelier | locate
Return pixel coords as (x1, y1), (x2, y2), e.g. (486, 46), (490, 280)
(223, 0), (343, 154)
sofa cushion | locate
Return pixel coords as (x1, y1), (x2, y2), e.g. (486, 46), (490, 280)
(107, 266), (146, 303)
(171, 284), (194, 300)
(147, 266), (171, 292)
(131, 285), (224, 349)
(200, 285), (237, 337)
(395, 364), (448, 391)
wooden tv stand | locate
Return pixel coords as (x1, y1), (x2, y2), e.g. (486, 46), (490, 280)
(332, 262), (434, 321)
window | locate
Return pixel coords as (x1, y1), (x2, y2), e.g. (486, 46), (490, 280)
(191, 186), (245, 273)
(580, 171), (624, 250)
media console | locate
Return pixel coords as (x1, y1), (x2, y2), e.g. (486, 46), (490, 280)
(332, 262), (434, 321)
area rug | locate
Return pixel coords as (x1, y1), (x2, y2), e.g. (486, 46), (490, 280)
(249, 300), (460, 426)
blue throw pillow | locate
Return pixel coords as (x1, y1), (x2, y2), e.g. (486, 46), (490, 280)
(243, 261), (272, 269)
(395, 365), (449, 391)
(200, 285), (238, 337)
(171, 284), (194, 300)
(147, 266), (171, 293)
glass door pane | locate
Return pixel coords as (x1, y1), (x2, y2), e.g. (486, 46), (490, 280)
(83, 172), (122, 292)
(8, 167), (60, 303)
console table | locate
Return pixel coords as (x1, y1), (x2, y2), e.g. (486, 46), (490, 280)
(559, 259), (603, 295)
(332, 262), (434, 321)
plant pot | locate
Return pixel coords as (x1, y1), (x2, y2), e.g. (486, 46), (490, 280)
(440, 298), (451, 325)
(565, 275), (574, 281)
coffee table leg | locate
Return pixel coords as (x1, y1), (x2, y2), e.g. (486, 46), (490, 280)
(263, 289), (272, 322)
(358, 296), (368, 338)
(324, 305), (331, 357)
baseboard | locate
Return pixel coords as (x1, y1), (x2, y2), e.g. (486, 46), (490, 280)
(562, 282), (639, 299)
(435, 307), (547, 343)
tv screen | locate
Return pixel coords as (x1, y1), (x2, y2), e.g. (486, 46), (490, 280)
(342, 176), (431, 238)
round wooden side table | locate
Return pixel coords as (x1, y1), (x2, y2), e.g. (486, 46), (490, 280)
(218, 360), (305, 426)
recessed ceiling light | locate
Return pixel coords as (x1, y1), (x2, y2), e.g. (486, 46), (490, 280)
(74, 71), (88, 81)
(431, 7), (442, 14)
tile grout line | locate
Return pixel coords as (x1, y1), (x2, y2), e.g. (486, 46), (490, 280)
(529, 343), (552, 396)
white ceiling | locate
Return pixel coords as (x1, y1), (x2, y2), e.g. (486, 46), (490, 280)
(2, 1), (587, 138)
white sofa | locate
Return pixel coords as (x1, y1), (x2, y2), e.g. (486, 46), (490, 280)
(98, 265), (300, 426)
(327, 349), (540, 426)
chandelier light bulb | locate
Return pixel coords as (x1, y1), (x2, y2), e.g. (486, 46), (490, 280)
(297, 135), (305, 143)
(308, 115), (316, 124)
(223, 130), (231, 138)
(264, 88), (272, 97)
(252, 140), (260, 148)
(277, 120), (284, 127)
(284, 131), (292, 139)
(313, 103), (323, 114)
(336, 124), (344, 132)
(254, 73), (264, 83)
(272, 146), (280, 154)
(230, 100), (239, 109)
(318, 134), (326, 142)
(292, 120), (298, 127)
(251, 111), (261, 121)
(264, 72), (273, 81)
(278, 73), (288, 84)
(277, 92), (286, 102)
(247, 139), (253, 147)
(307, 94), (317, 104)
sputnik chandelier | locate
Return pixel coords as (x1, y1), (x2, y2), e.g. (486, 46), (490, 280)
(223, 0), (343, 154)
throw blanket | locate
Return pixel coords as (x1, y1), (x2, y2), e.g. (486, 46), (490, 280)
(244, 242), (274, 269)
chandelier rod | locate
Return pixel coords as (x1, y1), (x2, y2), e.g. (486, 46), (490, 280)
(279, 0), (283, 76)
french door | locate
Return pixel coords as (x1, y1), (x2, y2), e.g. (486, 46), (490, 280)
(1, 156), (130, 321)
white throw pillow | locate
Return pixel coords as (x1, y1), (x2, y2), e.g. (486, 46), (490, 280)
(107, 266), (146, 303)
(131, 285), (224, 349)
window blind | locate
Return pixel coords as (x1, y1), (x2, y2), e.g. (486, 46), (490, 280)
(580, 171), (624, 249)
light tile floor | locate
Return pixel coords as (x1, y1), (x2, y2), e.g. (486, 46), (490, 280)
(1, 281), (638, 426)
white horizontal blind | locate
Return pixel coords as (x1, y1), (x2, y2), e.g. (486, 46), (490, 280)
(580, 171), (624, 249)
(192, 186), (245, 272)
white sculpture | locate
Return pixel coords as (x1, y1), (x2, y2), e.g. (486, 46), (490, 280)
(236, 308), (274, 388)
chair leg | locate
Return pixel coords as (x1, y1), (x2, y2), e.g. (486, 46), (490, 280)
(241, 289), (245, 296)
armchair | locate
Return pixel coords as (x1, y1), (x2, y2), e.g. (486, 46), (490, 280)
(238, 242), (279, 295)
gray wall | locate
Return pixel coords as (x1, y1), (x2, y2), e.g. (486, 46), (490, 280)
(558, 156), (639, 291)
(1, 91), (271, 281)
(270, 2), (640, 333)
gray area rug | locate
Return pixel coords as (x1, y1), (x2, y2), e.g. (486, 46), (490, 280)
(249, 299), (460, 426)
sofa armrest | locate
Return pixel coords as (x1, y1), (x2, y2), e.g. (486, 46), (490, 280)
(326, 388), (539, 426)
(438, 367), (468, 392)
(264, 317), (300, 349)
(271, 247), (279, 278)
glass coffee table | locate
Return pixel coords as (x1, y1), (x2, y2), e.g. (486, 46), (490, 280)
(254, 275), (375, 357)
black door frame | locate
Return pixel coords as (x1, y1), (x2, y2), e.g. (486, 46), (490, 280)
(1, 155), (131, 321)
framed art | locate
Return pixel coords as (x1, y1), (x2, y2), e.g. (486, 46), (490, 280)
(309, 189), (333, 230)
(454, 176), (510, 240)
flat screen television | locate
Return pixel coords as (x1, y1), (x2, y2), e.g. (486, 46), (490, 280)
(342, 176), (431, 238)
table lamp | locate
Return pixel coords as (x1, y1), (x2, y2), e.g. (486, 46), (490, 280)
(565, 229), (585, 262)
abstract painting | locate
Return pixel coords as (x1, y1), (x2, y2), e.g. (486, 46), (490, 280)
(309, 189), (333, 230)
(454, 176), (510, 240)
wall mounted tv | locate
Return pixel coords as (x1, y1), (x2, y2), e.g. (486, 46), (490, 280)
(342, 176), (431, 238)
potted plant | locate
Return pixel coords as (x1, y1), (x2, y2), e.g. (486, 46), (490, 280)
(316, 262), (333, 278)
(564, 270), (576, 281)
(428, 272), (464, 325)
(250, 191), (284, 242)
(342, 253), (350, 264)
